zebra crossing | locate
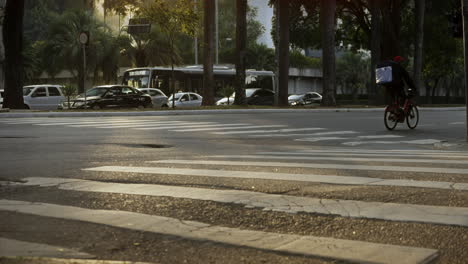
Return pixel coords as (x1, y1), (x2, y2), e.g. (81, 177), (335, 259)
(0, 117), (446, 146)
(2, 148), (467, 263)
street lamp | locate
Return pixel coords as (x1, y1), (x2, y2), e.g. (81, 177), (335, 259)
(79, 31), (89, 107)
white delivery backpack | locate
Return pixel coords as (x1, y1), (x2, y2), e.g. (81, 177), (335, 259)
(375, 66), (393, 84)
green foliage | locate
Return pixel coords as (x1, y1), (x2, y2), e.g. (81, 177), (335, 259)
(246, 44), (276, 71)
(336, 51), (369, 98)
(62, 84), (77, 97)
(218, 85), (235, 104)
(289, 49), (321, 69)
(103, 0), (142, 17)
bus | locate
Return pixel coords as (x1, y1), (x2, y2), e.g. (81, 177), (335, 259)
(121, 65), (276, 99)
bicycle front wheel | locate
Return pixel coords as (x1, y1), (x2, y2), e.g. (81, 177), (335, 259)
(406, 105), (419, 129)
(384, 107), (398, 130)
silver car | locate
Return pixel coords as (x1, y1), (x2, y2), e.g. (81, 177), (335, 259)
(138, 88), (169, 108)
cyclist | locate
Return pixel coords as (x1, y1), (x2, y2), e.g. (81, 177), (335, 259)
(376, 56), (417, 121)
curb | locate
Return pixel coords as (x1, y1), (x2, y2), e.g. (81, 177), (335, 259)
(0, 107), (465, 118)
(0, 257), (155, 264)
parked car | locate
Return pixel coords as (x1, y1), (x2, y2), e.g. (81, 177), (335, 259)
(216, 88), (275, 106)
(23, 85), (65, 110)
(60, 85), (152, 110)
(137, 88), (169, 108)
(168, 92), (203, 108)
(288, 92), (322, 106)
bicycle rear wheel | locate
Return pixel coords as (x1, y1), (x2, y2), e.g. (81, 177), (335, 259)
(406, 105), (419, 129)
(384, 106), (398, 130)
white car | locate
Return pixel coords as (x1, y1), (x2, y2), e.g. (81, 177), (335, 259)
(138, 88), (169, 108)
(23, 85), (65, 110)
(168, 92), (203, 108)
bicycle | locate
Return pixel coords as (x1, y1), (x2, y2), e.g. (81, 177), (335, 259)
(384, 91), (419, 130)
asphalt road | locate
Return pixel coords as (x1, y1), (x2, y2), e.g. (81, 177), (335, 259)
(0, 109), (467, 264)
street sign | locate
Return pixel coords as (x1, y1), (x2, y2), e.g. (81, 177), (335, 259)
(127, 18), (151, 35)
(79, 31), (89, 45)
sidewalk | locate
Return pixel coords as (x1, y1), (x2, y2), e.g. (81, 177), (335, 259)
(0, 107), (465, 118)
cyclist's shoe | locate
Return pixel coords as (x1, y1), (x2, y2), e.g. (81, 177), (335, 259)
(407, 89), (416, 98)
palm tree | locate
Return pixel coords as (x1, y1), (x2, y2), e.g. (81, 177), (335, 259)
(235, 0), (247, 105)
(3, 0), (25, 109)
(203, 0), (216, 105)
(277, 0), (290, 106)
(320, 0), (337, 106)
(413, 0), (425, 94)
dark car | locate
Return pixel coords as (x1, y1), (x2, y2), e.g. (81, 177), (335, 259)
(246, 88), (275, 106)
(61, 85), (152, 110)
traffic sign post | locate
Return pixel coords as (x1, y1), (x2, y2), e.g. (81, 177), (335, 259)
(79, 32), (89, 108)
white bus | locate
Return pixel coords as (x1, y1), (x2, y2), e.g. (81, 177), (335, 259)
(121, 65), (276, 98)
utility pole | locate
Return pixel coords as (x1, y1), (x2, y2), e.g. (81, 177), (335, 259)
(463, 0), (468, 141)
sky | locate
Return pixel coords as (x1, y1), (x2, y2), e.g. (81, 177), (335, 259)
(249, 0), (274, 48)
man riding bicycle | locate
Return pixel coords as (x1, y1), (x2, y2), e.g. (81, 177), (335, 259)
(376, 56), (417, 122)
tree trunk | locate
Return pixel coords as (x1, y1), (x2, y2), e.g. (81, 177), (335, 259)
(234, 0), (247, 105)
(202, 0), (215, 106)
(277, 0), (290, 106)
(413, 0), (425, 94)
(380, 0), (402, 59)
(369, 0), (382, 105)
(2, 0), (25, 109)
(320, 0), (337, 106)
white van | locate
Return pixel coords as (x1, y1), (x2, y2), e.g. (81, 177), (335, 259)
(23, 85), (65, 110)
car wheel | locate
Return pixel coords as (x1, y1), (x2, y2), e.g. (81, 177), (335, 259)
(23, 104), (30, 109)
(92, 104), (101, 110)
(161, 104), (169, 108)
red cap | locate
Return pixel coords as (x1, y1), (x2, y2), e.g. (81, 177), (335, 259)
(393, 56), (405, 63)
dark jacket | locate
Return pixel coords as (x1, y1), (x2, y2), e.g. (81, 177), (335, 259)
(377, 60), (416, 91)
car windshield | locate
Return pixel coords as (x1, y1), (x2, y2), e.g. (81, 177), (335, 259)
(23, 86), (35, 96)
(245, 89), (258, 97)
(289, 95), (303, 100)
(168, 94), (183, 100)
(81, 87), (108, 97)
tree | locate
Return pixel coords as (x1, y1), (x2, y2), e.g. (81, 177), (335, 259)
(142, 0), (200, 106)
(277, 0), (290, 106)
(320, 0), (337, 106)
(234, 0), (247, 105)
(203, 0), (215, 106)
(413, 0), (425, 94)
(2, 0), (25, 109)
(336, 51), (369, 102)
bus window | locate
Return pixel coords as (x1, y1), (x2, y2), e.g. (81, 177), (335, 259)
(122, 70), (150, 89)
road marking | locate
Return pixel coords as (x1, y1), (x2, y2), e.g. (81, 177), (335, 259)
(95, 122), (216, 129)
(211, 128), (325, 135)
(154, 159), (468, 175)
(67, 121), (190, 128)
(295, 137), (348, 142)
(20, 177), (468, 227)
(169, 125), (286, 132)
(257, 151), (468, 160)
(0, 238), (95, 259)
(357, 135), (404, 139)
(449, 122), (464, 125)
(299, 148), (468, 155)
(343, 139), (442, 146)
(37, 120), (173, 126)
(0, 200), (438, 264)
(133, 123), (246, 130)
(83, 166), (468, 191)
(247, 130), (355, 137)
(207, 154), (468, 165)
